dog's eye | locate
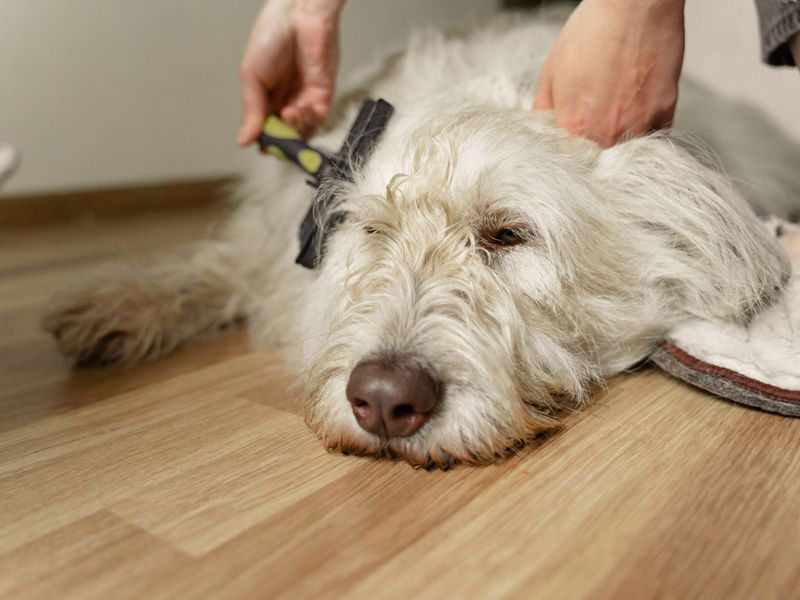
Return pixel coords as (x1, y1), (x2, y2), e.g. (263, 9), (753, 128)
(491, 228), (523, 246)
(480, 226), (527, 249)
(362, 224), (383, 236)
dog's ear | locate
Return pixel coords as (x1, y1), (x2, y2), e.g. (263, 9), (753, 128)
(592, 134), (789, 321)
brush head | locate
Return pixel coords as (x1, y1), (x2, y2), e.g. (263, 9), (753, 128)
(294, 99), (394, 270)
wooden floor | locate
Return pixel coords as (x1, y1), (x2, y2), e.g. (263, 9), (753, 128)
(1, 206), (799, 600)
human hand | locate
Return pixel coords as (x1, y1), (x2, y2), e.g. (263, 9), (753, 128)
(780, 228), (800, 267)
(791, 32), (800, 71)
(237, 0), (344, 146)
(533, 0), (685, 148)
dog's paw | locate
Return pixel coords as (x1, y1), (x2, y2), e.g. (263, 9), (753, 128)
(42, 275), (175, 367)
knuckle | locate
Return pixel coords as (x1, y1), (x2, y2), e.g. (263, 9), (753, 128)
(559, 113), (587, 134)
(239, 63), (259, 81)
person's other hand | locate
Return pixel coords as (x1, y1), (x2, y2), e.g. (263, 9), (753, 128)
(779, 228), (800, 266)
(534, 0), (685, 148)
(791, 32), (800, 72)
(237, 0), (344, 146)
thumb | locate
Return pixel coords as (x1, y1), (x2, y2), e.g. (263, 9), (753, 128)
(238, 76), (270, 147)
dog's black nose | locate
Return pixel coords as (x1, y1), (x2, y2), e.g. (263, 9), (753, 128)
(346, 359), (440, 438)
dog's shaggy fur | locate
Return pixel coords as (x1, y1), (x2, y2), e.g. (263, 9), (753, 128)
(43, 16), (791, 468)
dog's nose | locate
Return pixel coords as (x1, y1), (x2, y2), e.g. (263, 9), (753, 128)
(346, 360), (440, 438)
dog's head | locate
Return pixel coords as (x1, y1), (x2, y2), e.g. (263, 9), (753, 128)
(299, 107), (788, 468)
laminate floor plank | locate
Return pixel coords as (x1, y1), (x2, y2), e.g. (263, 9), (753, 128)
(0, 511), (193, 600)
(0, 356), (288, 552)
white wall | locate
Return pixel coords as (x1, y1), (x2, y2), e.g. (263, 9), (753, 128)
(0, 0), (498, 196)
(683, 0), (800, 142)
(1, 0), (797, 196)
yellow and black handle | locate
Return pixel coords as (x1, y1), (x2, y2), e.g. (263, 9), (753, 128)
(257, 115), (329, 178)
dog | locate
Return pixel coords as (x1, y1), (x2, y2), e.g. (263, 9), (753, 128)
(43, 15), (791, 468)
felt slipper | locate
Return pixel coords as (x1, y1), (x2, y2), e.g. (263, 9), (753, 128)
(653, 225), (800, 417)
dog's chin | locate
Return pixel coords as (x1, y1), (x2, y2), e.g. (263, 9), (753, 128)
(305, 398), (548, 470)
(311, 426), (518, 470)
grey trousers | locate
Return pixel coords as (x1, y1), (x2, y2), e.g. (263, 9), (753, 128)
(755, 0), (800, 65)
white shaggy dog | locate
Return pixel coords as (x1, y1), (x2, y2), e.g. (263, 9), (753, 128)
(44, 16), (790, 468)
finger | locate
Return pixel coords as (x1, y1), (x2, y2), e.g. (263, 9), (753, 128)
(237, 75), (270, 147)
(621, 110), (667, 144)
(300, 100), (332, 137)
(609, 117), (660, 147)
(282, 104), (317, 139)
(596, 119), (626, 147)
(593, 127), (623, 149)
(556, 111), (595, 144)
(270, 82), (293, 117)
(653, 103), (677, 131)
(532, 69), (554, 111)
(283, 87), (333, 137)
(567, 107), (625, 148)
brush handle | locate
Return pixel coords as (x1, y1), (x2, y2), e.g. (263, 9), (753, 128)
(257, 115), (327, 177)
